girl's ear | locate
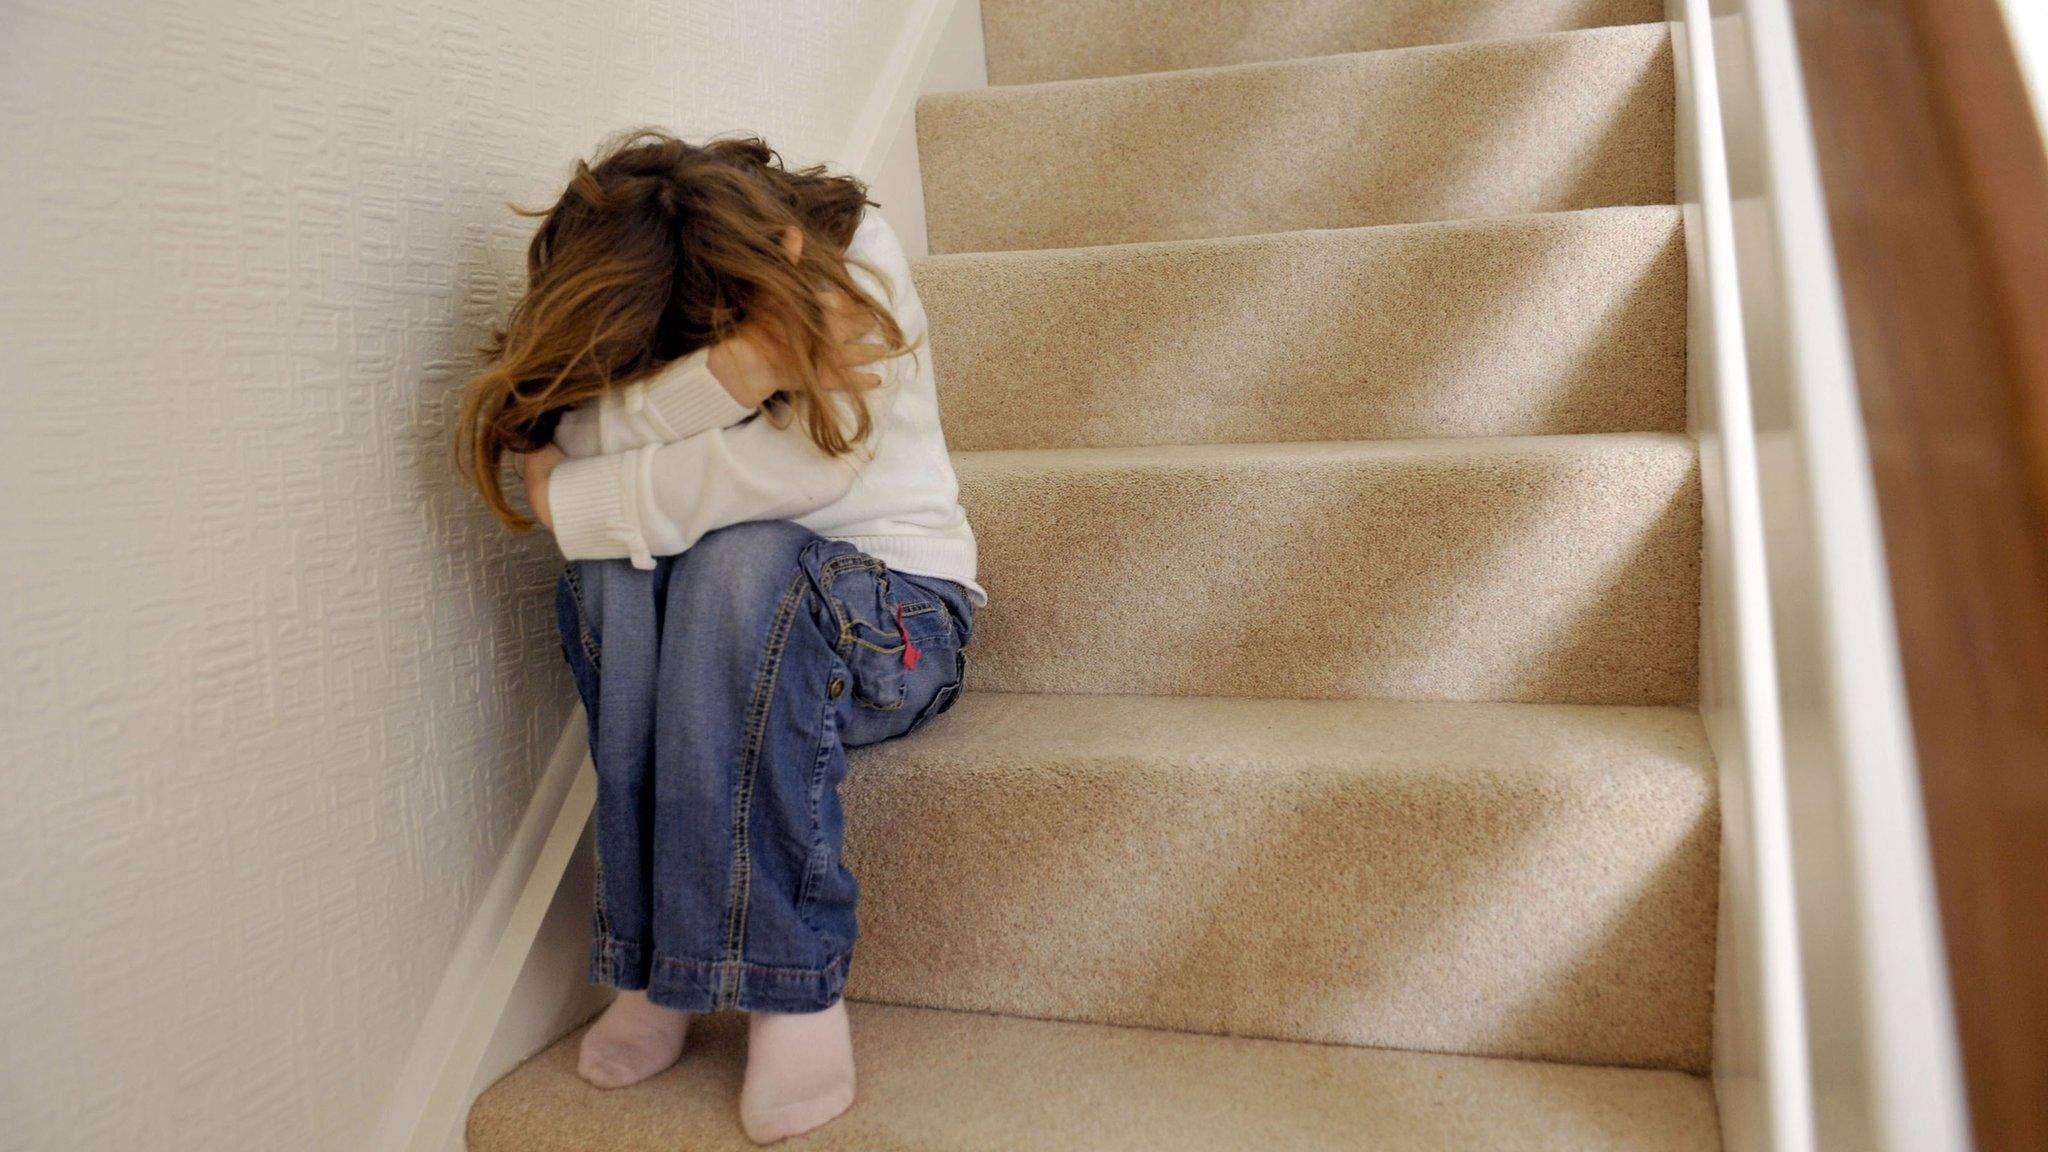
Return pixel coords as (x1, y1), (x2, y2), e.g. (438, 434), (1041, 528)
(778, 226), (804, 264)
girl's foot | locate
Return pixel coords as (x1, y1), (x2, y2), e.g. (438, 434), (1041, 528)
(576, 989), (692, 1089)
(739, 1000), (855, 1144)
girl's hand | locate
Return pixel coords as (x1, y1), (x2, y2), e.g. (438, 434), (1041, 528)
(518, 443), (567, 529)
(705, 289), (888, 408)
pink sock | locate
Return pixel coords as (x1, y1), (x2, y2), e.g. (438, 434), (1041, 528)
(739, 1000), (856, 1144)
(576, 989), (691, 1090)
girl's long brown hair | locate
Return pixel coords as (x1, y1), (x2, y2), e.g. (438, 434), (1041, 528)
(455, 128), (914, 530)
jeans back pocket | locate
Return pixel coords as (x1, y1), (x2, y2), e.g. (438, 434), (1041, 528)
(809, 548), (909, 712)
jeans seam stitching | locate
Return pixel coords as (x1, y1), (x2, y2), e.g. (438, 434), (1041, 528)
(718, 565), (809, 1009)
(563, 564), (610, 982)
(655, 951), (849, 977)
(591, 834), (616, 982)
(562, 565), (603, 673)
(793, 688), (837, 924)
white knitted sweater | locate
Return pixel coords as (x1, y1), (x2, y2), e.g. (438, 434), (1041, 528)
(543, 208), (985, 607)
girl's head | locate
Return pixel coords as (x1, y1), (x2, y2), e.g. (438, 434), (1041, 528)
(456, 128), (912, 529)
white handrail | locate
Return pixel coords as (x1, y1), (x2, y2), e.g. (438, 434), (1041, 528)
(1692, 3), (1975, 1150)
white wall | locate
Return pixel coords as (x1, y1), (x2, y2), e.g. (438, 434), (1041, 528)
(1998, 0), (2048, 144)
(0, 2), (919, 1148)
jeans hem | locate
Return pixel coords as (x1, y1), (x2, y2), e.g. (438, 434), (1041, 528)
(589, 934), (851, 1014)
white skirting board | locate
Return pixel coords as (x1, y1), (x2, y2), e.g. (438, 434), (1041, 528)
(860, 0), (988, 255)
(1668, 4), (1814, 1150)
(366, 6), (989, 1151)
(368, 710), (603, 1152)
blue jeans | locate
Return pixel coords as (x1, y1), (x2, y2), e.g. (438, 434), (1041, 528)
(553, 519), (975, 1014)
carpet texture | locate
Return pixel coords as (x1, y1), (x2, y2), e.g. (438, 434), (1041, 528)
(473, 9), (1716, 1148)
(955, 434), (1701, 705)
(980, 0), (1664, 84)
(919, 206), (1688, 450)
(918, 25), (1676, 253)
(839, 692), (1716, 1070)
(468, 1003), (1722, 1152)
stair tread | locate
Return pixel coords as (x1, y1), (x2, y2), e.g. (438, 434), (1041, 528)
(947, 20), (1667, 95)
(918, 206), (1689, 451)
(917, 24), (1675, 252)
(468, 1002), (1721, 1152)
(840, 692), (1717, 1069)
(980, 0), (1662, 85)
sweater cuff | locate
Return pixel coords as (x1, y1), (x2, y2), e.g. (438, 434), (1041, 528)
(632, 347), (754, 439)
(546, 451), (654, 569)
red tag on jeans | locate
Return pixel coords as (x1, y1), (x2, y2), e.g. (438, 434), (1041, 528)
(895, 604), (921, 670)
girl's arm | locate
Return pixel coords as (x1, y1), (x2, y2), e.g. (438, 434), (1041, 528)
(551, 291), (892, 458)
(550, 347), (755, 457)
(541, 327), (917, 567)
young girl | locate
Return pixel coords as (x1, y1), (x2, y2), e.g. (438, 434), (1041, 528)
(455, 129), (983, 1144)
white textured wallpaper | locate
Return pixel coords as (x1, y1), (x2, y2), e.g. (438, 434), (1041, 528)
(0, 1), (916, 1147)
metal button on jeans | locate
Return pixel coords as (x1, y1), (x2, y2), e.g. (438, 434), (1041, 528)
(829, 676), (845, 700)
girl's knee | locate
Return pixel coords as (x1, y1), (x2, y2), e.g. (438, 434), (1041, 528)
(689, 521), (817, 574)
(671, 521), (821, 624)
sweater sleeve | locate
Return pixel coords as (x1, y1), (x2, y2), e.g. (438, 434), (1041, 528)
(547, 331), (919, 567)
(550, 346), (755, 458)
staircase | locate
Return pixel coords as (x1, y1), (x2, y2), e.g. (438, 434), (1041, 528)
(469, 3), (1720, 1149)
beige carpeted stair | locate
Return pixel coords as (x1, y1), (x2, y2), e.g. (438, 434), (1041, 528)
(839, 692), (1717, 1071)
(918, 24), (1674, 253)
(469, 1004), (1719, 1152)
(920, 206), (1689, 451)
(980, 0), (1664, 84)
(471, 996), (1720, 1147)
(472, 6), (1718, 1149)
(958, 434), (1700, 704)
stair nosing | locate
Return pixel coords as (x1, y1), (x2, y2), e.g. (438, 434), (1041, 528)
(912, 202), (1682, 267)
(859, 690), (1715, 785)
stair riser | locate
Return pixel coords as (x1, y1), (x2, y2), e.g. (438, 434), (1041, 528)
(843, 695), (1717, 1071)
(918, 25), (1676, 253)
(920, 208), (1688, 451)
(955, 437), (1702, 705)
(982, 0), (1664, 84)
